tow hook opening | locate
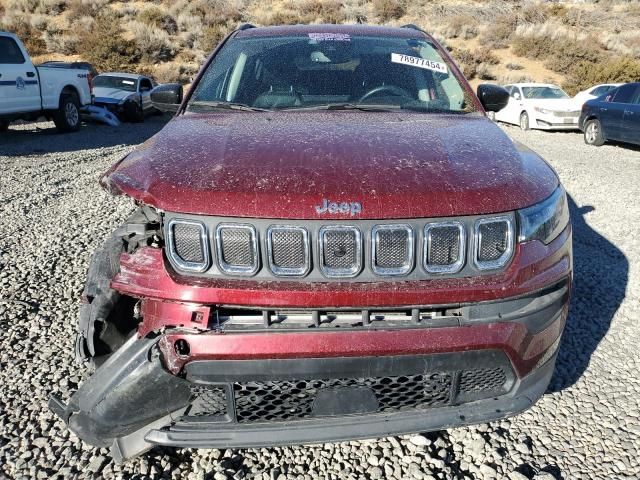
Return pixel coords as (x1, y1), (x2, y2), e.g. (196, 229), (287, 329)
(174, 339), (190, 357)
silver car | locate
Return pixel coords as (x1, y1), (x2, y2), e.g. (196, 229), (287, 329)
(92, 73), (158, 122)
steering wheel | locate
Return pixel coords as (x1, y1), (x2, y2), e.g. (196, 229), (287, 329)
(358, 85), (412, 103)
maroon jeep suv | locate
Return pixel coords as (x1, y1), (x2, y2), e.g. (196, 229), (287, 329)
(50, 24), (572, 461)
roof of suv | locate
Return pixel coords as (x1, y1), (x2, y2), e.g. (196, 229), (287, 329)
(235, 23), (431, 40)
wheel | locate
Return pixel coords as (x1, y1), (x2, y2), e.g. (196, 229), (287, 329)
(124, 99), (144, 123)
(584, 119), (605, 146)
(0, 120), (9, 132)
(53, 93), (81, 132)
(519, 111), (530, 131)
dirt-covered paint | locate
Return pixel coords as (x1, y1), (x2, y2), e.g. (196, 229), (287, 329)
(103, 111), (558, 219)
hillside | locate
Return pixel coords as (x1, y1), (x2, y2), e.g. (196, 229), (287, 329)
(1, 0), (639, 94)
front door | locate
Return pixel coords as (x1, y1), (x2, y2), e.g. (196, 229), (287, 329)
(495, 86), (523, 125)
(0, 36), (40, 114)
(604, 84), (638, 141)
(621, 86), (640, 145)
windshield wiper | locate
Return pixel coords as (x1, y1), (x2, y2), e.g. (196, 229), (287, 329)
(188, 101), (270, 112)
(282, 103), (402, 112)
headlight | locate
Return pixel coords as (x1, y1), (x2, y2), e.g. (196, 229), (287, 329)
(534, 107), (552, 114)
(518, 186), (570, 244)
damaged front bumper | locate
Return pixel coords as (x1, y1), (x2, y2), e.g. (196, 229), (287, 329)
(50, 278), (569, 462)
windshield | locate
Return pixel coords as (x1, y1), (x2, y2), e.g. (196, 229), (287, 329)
(522, 86), (569, 99)
(93, 76), (137, 92)
(189, 34), (474, 113)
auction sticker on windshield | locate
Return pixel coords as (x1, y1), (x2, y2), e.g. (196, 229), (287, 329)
(308, 33), (351, 42)
(391, 53), (448, 74)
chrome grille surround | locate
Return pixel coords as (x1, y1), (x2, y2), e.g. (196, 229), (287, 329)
(266, 225), (310, 277)
(473, 216), (514, 270)
(371, 224), (414, 276)
(319, 226), (362, 278)
(424, 221), (466, 274)
(215, 223), (259, 275)
(163, 213), (517, 281)
(166, 219), (210, 273)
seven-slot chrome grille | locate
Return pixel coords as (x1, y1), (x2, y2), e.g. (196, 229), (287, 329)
(164, 214), (516, 281)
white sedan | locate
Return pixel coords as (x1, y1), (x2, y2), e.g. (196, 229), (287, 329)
(494, 83), (581, 131)
(571, 83), (622, 109)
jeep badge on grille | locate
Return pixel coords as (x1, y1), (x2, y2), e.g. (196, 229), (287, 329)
(316, 199), (362, 216)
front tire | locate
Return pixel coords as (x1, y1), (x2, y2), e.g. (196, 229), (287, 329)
(519, 111), (530, 131)
(584, 119), (605, 146)
(124, 100), (144, 123)
(53, 93), (81, 132)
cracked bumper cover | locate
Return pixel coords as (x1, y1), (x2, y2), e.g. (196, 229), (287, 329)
(49, 278), (568, 460)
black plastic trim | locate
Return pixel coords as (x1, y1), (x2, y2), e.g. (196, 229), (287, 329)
(145, 353), (556, 450)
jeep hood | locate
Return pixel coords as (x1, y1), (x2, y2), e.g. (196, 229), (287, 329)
(103, 112), (558, 219)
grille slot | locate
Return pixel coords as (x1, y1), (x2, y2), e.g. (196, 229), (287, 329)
(167, 219), (209, 272)
(459, 367), (507, 394)
(424, 222), (465, 274)
(216, 224), (259, 275)
(372, 225), (414, 275)
(189, 385), (227, 417)
(474, 217), (514, 270)
(233, 373), (453, 423)
(319, 226), (362, 278)
(267, 226), (310, 276)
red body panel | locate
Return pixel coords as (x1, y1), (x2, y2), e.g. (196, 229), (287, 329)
(112, 226), (571, 308)
(113, 226), (571, 380)
(159, 312), (566, 378)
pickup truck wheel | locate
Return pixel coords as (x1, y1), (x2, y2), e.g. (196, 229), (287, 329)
(124, 100), (144, 123)
(584, 119), (605, 146)
(132, 102), (145, 123)
(53, 93), (81, 132)
(0, 120), (9, 132)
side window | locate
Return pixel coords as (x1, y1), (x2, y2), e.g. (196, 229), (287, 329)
(139, 78), (153, 92)
(0, 37), (26, 64)
(591, 86), (606, 96)
(612, 84), (638, 104)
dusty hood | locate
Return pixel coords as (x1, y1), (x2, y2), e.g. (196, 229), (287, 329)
(103, 112), (558, 219)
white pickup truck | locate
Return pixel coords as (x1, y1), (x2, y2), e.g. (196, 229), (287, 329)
(0, 32), (93, 133)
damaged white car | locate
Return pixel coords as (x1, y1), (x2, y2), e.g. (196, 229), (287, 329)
(92, 73), (159, 122)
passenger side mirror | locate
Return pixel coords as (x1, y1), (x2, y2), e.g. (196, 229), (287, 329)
(150, 83), (184, 113)
(513, 92), (521, 101)
(477, 84), (510, 112)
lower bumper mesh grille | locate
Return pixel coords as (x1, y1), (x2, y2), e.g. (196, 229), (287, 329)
(233, 373), (453, 423)
(189, 366), (510, 424)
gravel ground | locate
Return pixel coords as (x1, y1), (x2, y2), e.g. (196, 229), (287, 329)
(0, 118), (639, 480)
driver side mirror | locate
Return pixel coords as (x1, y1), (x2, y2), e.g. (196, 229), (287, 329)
(477, 84), (510, 112)
(150, 83), (184, 113)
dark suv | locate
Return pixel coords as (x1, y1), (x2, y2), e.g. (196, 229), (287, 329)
(50, 24), (572, 461)
(580, 82), (640, 147)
